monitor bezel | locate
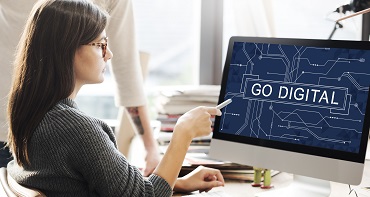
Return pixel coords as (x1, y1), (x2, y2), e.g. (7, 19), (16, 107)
(213, 36), (370, 163)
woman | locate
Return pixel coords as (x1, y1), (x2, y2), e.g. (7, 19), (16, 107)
(6, 0), (224, 196)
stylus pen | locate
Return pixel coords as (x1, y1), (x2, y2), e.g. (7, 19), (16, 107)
(216, 99), (232, 110)
(336, 7), (370, 22)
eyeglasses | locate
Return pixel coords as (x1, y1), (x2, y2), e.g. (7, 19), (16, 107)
(85, 37), (108, 58)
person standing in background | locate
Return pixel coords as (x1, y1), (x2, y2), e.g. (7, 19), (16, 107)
(0, 0), (160, 176)
(0, 1), (35, 167)
(95, 0), (161, 177)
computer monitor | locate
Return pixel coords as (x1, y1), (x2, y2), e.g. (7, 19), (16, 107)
(209, 36), (370, 197)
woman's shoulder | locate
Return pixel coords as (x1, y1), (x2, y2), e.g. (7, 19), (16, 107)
(39, 99), (112, 135)
(45, 100), (92, 122)
(34, 99), (116, 146)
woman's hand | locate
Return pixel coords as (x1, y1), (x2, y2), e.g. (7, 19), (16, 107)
(152, 107), (222, 189)
(174, 107), (222, 140)
(174, 166), (225, 193)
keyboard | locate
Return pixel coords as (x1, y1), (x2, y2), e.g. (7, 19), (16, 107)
(183, 190), (232, 197)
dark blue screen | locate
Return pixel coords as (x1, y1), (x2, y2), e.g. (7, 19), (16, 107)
(220, 41), (370, 153)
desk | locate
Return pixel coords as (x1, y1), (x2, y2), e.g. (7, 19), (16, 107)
(173, 160), (369, 197)
(128, 136), (370, 197)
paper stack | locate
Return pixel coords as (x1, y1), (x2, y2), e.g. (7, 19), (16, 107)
(155, 85), (220, 133)
(155, 85), (220, 115)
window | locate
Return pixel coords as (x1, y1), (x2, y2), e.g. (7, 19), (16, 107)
(76, 0), (201, 119)
(75, 75), (118, 120)
(77, 0), (363, 120)
(222, 0), (362, 65)
(133, 0), (201, 87)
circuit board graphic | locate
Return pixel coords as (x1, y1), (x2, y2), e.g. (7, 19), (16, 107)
(219, 42), (370, 153)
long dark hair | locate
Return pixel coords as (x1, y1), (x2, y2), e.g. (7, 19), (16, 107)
(7, 0), (108, 166)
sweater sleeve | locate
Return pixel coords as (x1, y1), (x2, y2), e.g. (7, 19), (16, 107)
(67, 117), (172, 196)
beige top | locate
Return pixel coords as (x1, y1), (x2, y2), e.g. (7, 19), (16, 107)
(0, 0), (146, 141)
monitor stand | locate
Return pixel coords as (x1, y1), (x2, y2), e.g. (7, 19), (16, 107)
(255, 175), (331, 197)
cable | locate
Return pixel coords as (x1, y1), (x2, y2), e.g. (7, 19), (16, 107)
(348, 185), (359, 197)
(328, 22), (343, 40)
(329, 0), (370, 39)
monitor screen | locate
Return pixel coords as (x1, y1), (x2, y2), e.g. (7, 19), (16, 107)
(209, 37), (370, 189)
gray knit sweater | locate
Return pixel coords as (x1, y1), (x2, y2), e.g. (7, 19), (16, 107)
(7, 98), (172, 197)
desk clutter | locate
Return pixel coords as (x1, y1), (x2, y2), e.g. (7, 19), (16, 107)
(155, 85), (220, 116)
(179, 159), (279, 182)
(154, 85), (220, 147)
(153, 85), (280, 181)
(154, 85), (220, 146)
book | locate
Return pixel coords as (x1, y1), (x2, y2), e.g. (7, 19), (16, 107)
(180, 161), (279, 181)
(156, 131), (212, 145)
(156, 113), (216, 132)
(220, 170), (280, 181)
(156, 101), (217, 115)
(155, 85), (220, 114)
(178, 152), (281, 181)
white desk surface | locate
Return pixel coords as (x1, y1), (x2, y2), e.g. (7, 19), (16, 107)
(175, 160), (369, 197)
(179, 140), (370, 197)
(128, 136), (370, 197)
